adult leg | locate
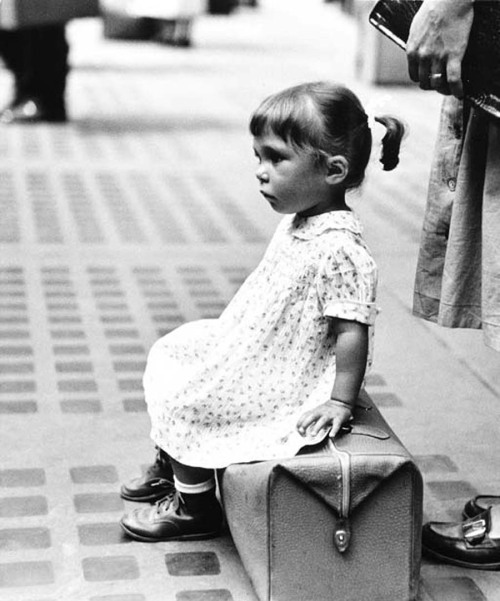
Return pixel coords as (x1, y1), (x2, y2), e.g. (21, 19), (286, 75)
(0, 29), (35, 106)
(29, 24), (69, 119)
(420, 107), (500, 569)
(0, 24), (69, 123)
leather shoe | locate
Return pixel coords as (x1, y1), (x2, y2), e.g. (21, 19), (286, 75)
(463, 495), (500, 520)
(121, 448), (175, 503)
(120, 491), (223, 542)
(422, 508), (500, 570)
(0, 98), (67, 124)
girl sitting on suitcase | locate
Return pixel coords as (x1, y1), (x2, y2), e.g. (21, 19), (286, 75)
(120, 81), (405, 542)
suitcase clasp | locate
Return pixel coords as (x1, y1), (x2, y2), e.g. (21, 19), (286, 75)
(333, 517), (351, 553)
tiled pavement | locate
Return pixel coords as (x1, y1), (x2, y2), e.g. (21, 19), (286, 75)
(0, 1), (500, 600)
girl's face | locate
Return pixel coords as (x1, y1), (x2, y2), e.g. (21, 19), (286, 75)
(253, 133), (336, 217)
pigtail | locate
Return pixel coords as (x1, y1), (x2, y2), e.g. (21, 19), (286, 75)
(374, 115), (406, 171)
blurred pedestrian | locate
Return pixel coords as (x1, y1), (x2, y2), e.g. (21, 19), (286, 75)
(119, 80), (405, 543)
(405, 0), (500, 570)
(0, 23), (69, 123)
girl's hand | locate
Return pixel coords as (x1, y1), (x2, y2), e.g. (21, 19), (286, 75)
(406, 0), (474, 98)
(296, 400), (353, 440)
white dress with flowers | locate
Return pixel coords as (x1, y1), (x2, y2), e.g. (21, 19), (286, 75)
(144, 210), (378, 468)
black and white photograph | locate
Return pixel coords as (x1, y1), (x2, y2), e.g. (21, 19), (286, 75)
(0, 1), (499, 600)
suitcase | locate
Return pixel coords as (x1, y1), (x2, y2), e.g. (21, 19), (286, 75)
(0, 0), (99, 29)
(220, 390), (423, 601)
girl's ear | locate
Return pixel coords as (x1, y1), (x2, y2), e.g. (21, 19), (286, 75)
(325, 155), (349, 185)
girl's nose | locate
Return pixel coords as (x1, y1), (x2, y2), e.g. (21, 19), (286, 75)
(256, 166), (269, 183)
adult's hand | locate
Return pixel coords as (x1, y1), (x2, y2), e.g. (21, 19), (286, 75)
(406, 0), (474, 98)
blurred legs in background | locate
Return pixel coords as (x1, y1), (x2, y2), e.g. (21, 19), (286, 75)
(0, 23), (69, 123)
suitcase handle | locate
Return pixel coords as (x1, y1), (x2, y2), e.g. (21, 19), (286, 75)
(349, 424), (390, 439)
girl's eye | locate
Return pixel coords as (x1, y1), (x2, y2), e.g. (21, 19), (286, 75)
(269, 153), (284, 164)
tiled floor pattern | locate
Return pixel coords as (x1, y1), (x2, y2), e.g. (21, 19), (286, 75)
(0, 1), (499, 600)
(0, 460), (243, 598)
(0, 262), (248, 416)
(0, 459), (256, 600)
(0, 167), (267, 247)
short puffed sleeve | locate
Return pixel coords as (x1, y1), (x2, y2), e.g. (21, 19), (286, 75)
(315, 239), (378, 325)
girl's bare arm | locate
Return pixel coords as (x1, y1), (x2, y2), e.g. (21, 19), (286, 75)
(297, 319), (368, 439)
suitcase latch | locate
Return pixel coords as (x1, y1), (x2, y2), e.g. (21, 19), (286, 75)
(333, 517), (351, 553)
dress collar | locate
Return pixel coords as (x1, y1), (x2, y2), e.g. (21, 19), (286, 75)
(289, 210), (363, 240)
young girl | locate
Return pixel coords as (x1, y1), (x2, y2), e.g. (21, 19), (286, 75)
(120, 81), (405, 542)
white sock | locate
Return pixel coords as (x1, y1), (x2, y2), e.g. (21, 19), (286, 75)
(174, 475), (215, 495)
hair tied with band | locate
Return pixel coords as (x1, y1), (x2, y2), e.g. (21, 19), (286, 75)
(374, 115), (406, 171)
(249, 81), (406, 189)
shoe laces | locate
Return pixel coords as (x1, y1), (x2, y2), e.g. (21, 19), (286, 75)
(154, 490), (180, 517)
(150, 477), (172, 488)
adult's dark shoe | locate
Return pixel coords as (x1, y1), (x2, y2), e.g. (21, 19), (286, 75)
(0, 98), (67, 124)
(120, 448), (175, 503)
(120, 491), (223, 542)
(422, 508), (500, 570)
(463, 495), (500, 520)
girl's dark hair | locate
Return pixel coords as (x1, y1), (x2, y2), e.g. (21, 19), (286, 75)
(249, 81), (405, 190)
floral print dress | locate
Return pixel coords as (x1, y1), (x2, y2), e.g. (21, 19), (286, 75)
(144, 210), (378, 468)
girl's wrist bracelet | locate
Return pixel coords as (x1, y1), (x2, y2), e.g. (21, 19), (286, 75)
(328, 398), (354, 410)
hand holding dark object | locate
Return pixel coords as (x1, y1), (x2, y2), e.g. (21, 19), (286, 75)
(406, 0), (474, 98)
